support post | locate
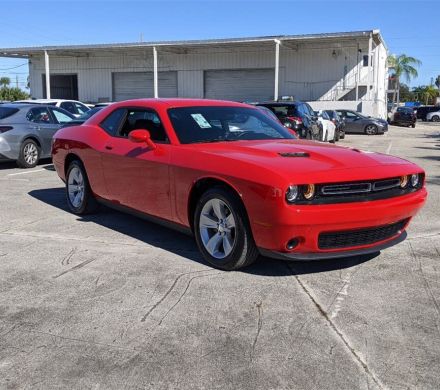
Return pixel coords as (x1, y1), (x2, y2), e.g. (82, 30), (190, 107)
(44, 50), (51, 99)
(355, 42), (360, 101)
(367, 34), (372, 101)
(153, 46), (158, 98)
(274, 39), (281, 101)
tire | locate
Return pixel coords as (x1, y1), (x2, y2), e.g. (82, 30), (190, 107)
(65, 160), (98, 215)
(306, 131), (312, 140)
(17, 139), (40, 168)
(194, 186), (259, 271)
(365, 124), (378, 135)
(431, 115), (440, 122)
(411, 123), (416, 128)
(340, 131), (345, 140)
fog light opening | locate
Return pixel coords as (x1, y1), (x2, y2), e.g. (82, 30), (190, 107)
(286, 238), (299, 251)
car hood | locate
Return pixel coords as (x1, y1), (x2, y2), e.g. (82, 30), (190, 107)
(190, 139), (417, 183)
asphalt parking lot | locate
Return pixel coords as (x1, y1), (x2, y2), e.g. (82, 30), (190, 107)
(0, 122), (439, 390)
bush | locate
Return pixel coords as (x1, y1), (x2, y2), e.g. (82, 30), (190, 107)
(0, 87), (30, 101)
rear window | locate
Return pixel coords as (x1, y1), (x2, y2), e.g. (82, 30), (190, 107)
(0, 107), (19, 119)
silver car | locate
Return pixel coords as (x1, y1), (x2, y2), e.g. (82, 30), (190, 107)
(0, 104), (75, 168)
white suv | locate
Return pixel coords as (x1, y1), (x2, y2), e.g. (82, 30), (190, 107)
(15, 99), (90, 117)
(426, 109), (440, 122)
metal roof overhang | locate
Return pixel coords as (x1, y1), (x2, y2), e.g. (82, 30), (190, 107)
(0, 30), (385, 58)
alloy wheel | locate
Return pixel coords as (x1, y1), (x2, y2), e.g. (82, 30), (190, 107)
(23, 143), (38, 165)
(67, 166), (85, 208)
(365, 125), (377, 135)
(432, 115), (440, 122)
(199, 198), (236, 259)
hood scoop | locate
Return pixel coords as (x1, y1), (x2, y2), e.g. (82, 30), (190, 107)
(278, 152), (310, 158)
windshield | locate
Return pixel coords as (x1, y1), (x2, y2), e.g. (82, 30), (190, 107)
(168, 106), (295, 144)
(77, 107), (102, 120)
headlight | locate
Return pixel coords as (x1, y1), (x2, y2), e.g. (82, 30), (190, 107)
(303, 184), (315, 200)
(286, 185), (299, 203)
(400, 175), (408, 188)
(283, 121), (292, 128)
(410, 173), (419, 187)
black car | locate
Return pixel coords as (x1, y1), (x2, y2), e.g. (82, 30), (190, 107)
(336, 110), (388, 135)
(415, 106), (438, 121)
(324, 110), (345, 140)
(257, 101), (321, 140)
(390, 107), (416, 127)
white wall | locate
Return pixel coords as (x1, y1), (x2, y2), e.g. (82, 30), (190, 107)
(28, 37), (386, 112)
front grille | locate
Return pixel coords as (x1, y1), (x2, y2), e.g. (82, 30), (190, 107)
(318, 219), (408, 249)
(321, 177), (400, 196)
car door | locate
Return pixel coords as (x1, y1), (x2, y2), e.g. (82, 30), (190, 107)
(50, 107), (75, 127)
(26, 106), (61, 156)
(340, 111), (362, 133)
(99, 107), (173, 220)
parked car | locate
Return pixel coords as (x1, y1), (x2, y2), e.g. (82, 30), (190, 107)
(254, 105), (298, 137)
(61, 107), (103, 128)
(415, 105), (439, 121)
(0, 104), (75, 168)
(314, 110), (336, 143)
(94, 102), (113, 107)
(336, 110), (388, 135)
(324, 110), (345, 140)
(258, 101), (321, 140)
(426, 109), (440, 122)
(52, 99), (426, 270)
(389, 107), (417, 127)
(14, 99), (90, 117)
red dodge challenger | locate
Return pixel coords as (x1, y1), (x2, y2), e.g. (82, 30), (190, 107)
(52, 99), (427, 270)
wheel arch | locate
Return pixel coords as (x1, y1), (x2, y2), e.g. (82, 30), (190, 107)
(64, 152), (83, 176)
(187, 176), (249, 233)
(21, 135), (42, 149)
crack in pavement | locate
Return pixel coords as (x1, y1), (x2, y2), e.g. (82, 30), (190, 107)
(61, 247), (77, 266)
(249, 301), (263, 363)
(286, 264), (386, 390)
(140, 269), (212, 322)
(52, 258), (97, 279)
(156, 271), (221, 327)
(408, 241), (440, 335)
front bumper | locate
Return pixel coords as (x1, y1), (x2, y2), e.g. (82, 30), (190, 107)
(260, 231), (407, 261)
(252, 188), (427, 257)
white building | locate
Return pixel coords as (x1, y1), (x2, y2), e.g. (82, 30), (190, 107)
(0, 30), (389, 118)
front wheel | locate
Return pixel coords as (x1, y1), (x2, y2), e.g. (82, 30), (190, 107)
(17, 139), (40, 168)
(66, 160), (98, 214)
(194, 187), (258, 270)
(365, 124), (378, 135)
(431, 115), (440, 122)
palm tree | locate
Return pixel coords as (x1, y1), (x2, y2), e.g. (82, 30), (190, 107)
(413, 85), (439, 105)
(387, 54), (421, 106)
(0, 77), (11, 88)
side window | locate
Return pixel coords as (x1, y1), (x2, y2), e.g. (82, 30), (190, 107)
(100, 108), (126, 136)
(119, 109), (168, 142)
(345, 111), (358, 119)
(51, 108), (73, 124)
(60, 101), (76, 114)
(27, 107), (53, 124)
(363, 55), (370, 67)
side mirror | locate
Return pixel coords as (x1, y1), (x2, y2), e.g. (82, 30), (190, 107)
(129, 129), (156, 150)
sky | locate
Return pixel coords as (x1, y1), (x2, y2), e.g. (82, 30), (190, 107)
(0, 0), (438, 91)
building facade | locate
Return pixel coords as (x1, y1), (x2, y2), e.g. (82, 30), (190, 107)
(0, 30), (389, 118)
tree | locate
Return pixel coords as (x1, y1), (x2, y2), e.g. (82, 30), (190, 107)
(387, 54), (421, 106)
(413, 85), (439, 105)
(0, 77), (11, 88)
(399, 83), (415, 102)
(0, 86), (29, 101)
(435, 75), (440, 90)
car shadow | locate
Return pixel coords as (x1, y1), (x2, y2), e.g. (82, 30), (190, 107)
(0, 158), (52, 171)
(28, 187), (379, 277)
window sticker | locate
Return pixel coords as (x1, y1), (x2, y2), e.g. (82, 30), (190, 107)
(191, 113), (212, 128)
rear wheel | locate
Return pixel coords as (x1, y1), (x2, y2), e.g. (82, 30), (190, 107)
(365, 124), (378, 135)
(17, 139), (40, 168)
(194, 187), (258, 270)
(66, 160), (98, 214)
(411, 123), (416, 128)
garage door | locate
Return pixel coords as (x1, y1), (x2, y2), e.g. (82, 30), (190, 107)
(112, 71), (177, 101)
(204, 69), (274, 102)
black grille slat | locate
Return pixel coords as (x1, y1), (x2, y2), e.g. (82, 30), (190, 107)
(321, 177), (403, 196)
(318, 219), (408, 249)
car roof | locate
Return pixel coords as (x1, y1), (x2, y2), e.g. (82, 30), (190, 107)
(257, 101), (301, 106)
(105, 98), (253, 109)
(1, 103), (54, 109)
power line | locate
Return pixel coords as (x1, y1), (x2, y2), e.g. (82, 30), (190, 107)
(0, 63), (28, 71)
